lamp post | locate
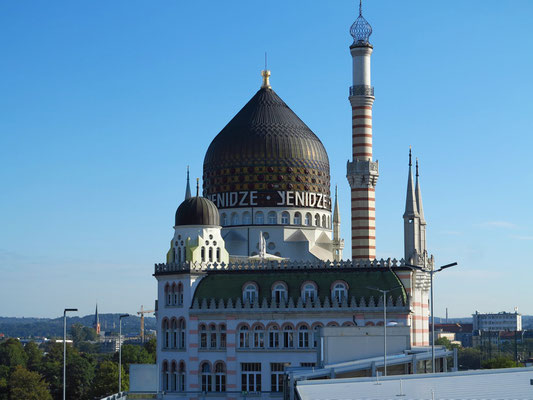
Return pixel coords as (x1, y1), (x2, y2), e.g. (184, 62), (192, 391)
(119, 314), (130, 394)
(405, 262), (457, 373)
(63, 308), (78, 400)
(366, 286), (401, 376)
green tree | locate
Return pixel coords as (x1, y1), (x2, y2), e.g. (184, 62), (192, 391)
(91, 361), (127, 398)
(71, 323), (98, 345)
(24, 342), (43, 372)
(0, 366), (9, 400)
(458, 347), (482, 370)
(435, 337), (453, 350)
(482, 355), (521, 369)
(66, 352), (95, 400)
(113, 344), (154, 373)
(0, 339), (27, 368)
(144, 337), (157, 359)
(9, 365), (52, 400)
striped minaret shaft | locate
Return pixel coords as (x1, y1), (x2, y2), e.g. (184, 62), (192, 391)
(347, 4), (379, 260)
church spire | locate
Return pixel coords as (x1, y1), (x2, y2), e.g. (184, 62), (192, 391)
(332, 185), (344, 261)
(185, 166), (192, 200)
(333, 185), (340, 225)
(403, 147), (421, 263)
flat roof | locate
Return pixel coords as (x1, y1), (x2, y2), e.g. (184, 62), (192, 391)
(297, 367), (533, 400)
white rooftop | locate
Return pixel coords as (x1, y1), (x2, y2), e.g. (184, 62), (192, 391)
(297, 367), (533, 400)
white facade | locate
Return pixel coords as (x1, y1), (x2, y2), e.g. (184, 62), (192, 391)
(472, 311), (522, 332)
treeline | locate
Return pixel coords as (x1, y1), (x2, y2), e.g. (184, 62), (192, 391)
(0, 327), (156, 400)
(0, 314), (156, 338)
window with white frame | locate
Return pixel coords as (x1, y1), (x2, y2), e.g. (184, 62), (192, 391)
(221, 213), (227, 226)
(281, 211), (290, 224)
(201, 362), (212, 392)
(241, 363), (261, 393)
(163, 320), (169, 348)
(294, 212), (302, 225)
(170, 362), (177, 391)
(199, 324), (207, 349)
(171, 319), (178, 348)
(239, 326), (250, 348)
(214, 362), (226, 392)
(162, 361), (169, 391)
(178, 283), (184, 306)
(305, 212), (312, 226)
(302, 283), (317, 302)
(178, 362), (186, 391)
(243, 283), (258, 304)
(283, 326), (294, 348)
(255, 211), (264, 224)
(219, 324), (226, 348)
(253, 325), (265, 348)
(268, 326), (280, 348)
(272, 283), (287, 303)
(179, 319), (186, 349)
(270, 363), (286, 392)
(231, 212), (239, 225)
(314, 214), (320, 226)
(298, 325), (310, 348)
(332, 282), (348, 303)
(243, 211), (251, 224)
(268, 211), (277, 224)
(165, 285), (171, 306)
(209, 324), (217, 348)
(322, 214), (327, 227)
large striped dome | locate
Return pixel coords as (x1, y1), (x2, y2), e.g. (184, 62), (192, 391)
(203, 86), (330, 204)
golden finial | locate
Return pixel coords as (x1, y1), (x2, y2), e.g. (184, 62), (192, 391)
(261, 70), (271, 89)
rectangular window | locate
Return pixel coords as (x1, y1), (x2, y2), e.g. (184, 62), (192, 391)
(220, 332), (226, 348)
(200, 332), (207, 348)
(270, 363), (286, 392)
(283, 330), (294, 348)
(269, 330), (279, 348)
(241, 363), (261, 393)
(300, 362), (316, 367)
(210, 332), (217, 348)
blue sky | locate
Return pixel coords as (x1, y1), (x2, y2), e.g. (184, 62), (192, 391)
(1, 1), (532, 318)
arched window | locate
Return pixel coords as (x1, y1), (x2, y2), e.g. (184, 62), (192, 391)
(216, 247), (221, 262)
(268, 211), (277, 224)
(281, 211), (290, 224)
(239, 326), (250, 348)
(214, 362), (226, 392)
(283, 326), (294, 348)
(242, 212), (251, 225)
(171, 319), (178, 349)
(171, 361), (177, 391)
(332, 282), (348, 303)
(199, 324), (207, 349)
(208, 247), (213, 262)
(302, 283), (317, 302)
(313, 324), (323, 348)
(179, 319), (186, 349)
(221, 213), (227, 226)
(305, 213), (312, 226)
(253, 325), (265, 348)
(162, 319), (170, 348)
(177, 283), (184, 306)
(219, 324), (226, 349)
(268, 325), (280, 348)
(314, 213), (320, 226)
(201, 362), (212, 392)
(298, 325), (310, 348)
(231, 212), (239, 225)
(255, 211), (264, 224)
(176, 246), (181, 263)
(210, 324), (217, 348)
(178, 362), (186, 391)
(165, 284), (170, 306)
(272, 283), (287, 303)
(162, 361), (169, 391)
(201, 247), (205, 261)
(294, 212), (302, 225)
(243, 283), (258, 304)
(171, 283), (177, 305)
(322, 214), (327, 227)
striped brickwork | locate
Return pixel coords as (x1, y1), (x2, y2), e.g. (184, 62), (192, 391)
(396, 271), (430, 346)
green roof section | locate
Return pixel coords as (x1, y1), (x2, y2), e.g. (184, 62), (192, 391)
(192, 269), (407, 306)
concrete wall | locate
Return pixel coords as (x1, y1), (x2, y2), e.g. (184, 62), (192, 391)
(319, 326), (411, 365)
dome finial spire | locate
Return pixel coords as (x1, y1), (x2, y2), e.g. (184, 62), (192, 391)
(350, 0), (372, 44)
(261, 69), (271, 89)
(196, 178), (199, 197)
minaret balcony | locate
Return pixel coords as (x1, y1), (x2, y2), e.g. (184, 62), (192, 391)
(349, 85), (374, 97)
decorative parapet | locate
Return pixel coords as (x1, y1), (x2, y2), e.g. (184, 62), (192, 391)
(190, 295), (406, 313)
(154, 257), (415, 275)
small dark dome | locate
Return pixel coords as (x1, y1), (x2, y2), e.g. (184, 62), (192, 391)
(175, 196), (219, 226)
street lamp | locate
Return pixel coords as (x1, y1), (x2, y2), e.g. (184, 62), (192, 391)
(405, 262), (458, 373)
(63, 308), (78, 400)
(366, 285), (402, 376)
(119, 314), (130, 394)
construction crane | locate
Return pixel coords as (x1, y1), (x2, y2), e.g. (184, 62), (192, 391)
(137, 305), (155, 342)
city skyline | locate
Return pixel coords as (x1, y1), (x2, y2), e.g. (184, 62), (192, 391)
(2, 0), (533, 318)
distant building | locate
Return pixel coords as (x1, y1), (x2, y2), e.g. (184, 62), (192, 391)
(94, 303), (101, 335)
(472, 311), (522, 332)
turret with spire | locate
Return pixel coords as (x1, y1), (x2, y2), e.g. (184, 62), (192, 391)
(332, 185), (344, 261)
(93, 303), (101, 335)
(185, 166), (192, 200)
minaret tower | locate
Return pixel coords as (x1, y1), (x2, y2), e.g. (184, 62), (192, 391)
(346, 1), (379, 260)
(403, 148), (420, 263)
(332, 185), (344, 261)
